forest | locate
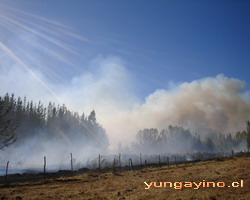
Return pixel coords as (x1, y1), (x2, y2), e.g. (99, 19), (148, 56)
(0, 93), (109, 151)
(0, 93), (250, 155)
(131, 125), (250, 154)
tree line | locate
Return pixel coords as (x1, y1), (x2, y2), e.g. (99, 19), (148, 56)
(132, 124), (250, 154)
(0, 93), (109, 151)
(1, 92), (250, 154)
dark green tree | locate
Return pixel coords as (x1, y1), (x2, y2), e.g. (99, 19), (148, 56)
(0, 96), (17, 149)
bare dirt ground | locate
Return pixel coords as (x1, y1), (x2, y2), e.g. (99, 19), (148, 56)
(0, 156), (249, 200)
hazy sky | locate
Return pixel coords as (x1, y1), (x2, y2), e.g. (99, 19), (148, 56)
(1, 0), (250, 147)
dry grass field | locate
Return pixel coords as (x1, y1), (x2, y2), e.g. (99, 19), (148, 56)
(0, 156), (249, 200)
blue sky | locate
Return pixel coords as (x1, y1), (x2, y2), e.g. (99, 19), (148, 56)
(0, 0), (250, 98)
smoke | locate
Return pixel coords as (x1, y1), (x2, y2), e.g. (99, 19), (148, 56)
(59, 56), (138, 113)
(69, 72), (250, 150)
(119, 75), (250, 143)
(1, 55), (250, 173)
(1, 5), (249, 174)
(1, 56), (250, 150)
(0, 130), (105, 175)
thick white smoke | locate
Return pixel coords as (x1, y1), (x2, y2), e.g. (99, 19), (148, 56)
(92, 74), (250, 149)
(108, 74), (250, 147)
(1, 56), (250, 150)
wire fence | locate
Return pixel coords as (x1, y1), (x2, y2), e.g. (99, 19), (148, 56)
(1, 151), (249, 184)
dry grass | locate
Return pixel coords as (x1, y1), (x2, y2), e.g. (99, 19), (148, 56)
(0, 156), (249, 200)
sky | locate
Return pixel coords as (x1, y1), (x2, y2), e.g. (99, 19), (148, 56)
(0, 0), (250, 148)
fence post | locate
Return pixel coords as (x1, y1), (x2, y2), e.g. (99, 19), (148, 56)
(112, 158), (116, 173)
(70, 153), (73, 172)
(158, 155), (161, 167)
(5, 161), (9, 184)
(44, 156), (46, 182)
(130, 158), (135, 172)
(98, 154), (101, 171)
(175, 155), (177, 166)
(119, 153), (121, 168)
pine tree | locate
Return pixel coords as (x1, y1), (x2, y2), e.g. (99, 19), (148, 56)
(0, 96), (17, 149)
(88, 110), (96, 124)
(0, 94), (109, 151)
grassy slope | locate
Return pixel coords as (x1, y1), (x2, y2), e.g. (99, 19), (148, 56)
(0, 156), (249, 200)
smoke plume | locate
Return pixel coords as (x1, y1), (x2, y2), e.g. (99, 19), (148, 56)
(1, 57), (250, 150)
